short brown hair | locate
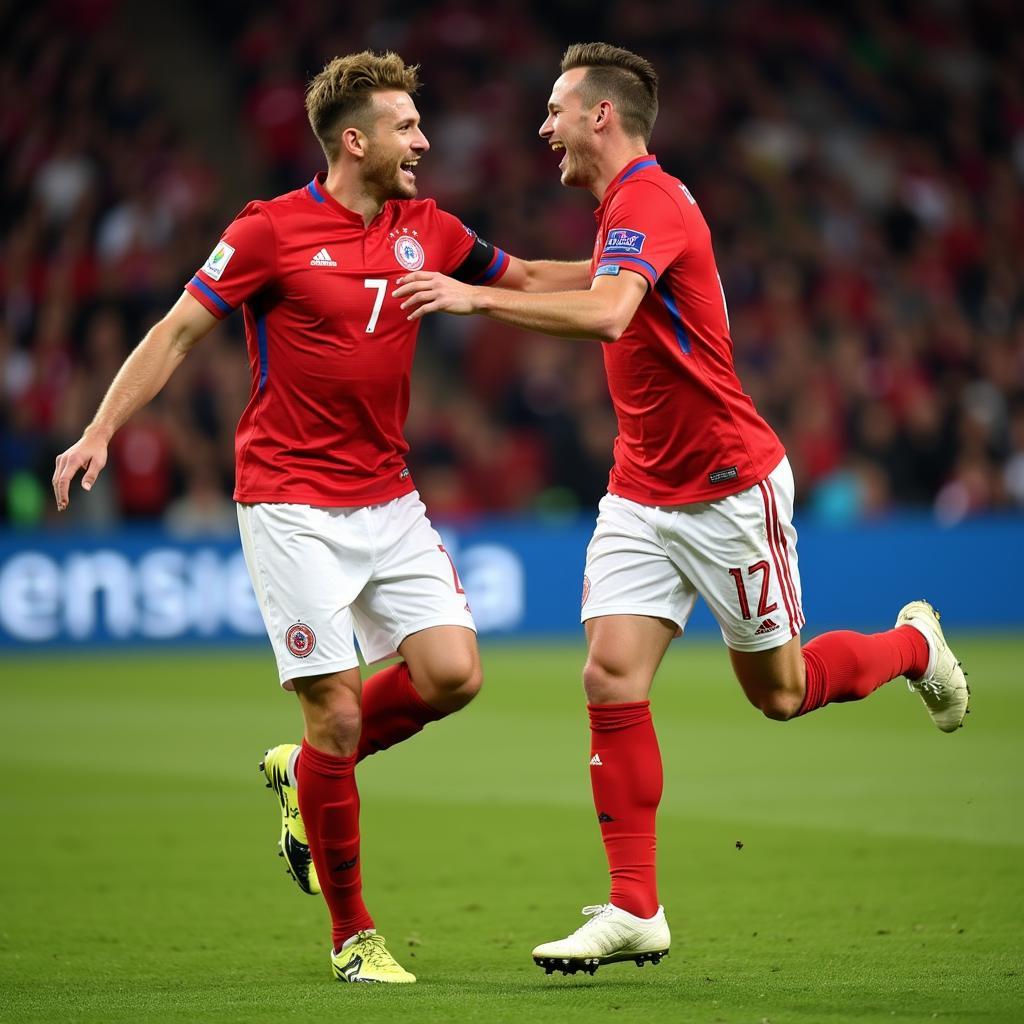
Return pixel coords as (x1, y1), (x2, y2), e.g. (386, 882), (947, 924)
(560, 42), (659, 144)
(306, 51), (421, 161)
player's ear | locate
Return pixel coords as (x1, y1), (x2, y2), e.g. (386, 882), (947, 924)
(341, 127), (368, 159)
(593, 99), (613, 132)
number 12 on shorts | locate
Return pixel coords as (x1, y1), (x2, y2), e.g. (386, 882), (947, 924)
(728, 561), (778, 620)
(438, 545), (465, 594)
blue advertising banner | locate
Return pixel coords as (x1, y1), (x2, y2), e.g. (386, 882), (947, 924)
(0, 516), (1020, 651)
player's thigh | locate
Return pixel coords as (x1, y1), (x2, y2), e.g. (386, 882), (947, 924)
(352, 491), (475, 667)
(666, 458), (805, 654)
(582, 493), (698, 636)
(584, 613), (678, 703)
(236, 502), (370, 689)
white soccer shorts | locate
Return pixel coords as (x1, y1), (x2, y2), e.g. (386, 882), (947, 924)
(236, 491), (475, 687)
(581, 457), (805, 651)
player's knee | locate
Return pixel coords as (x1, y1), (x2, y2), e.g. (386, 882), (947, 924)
(582, 657), (629, 704)
(421, 651), (482, 708)
(757, 687), (804, 722)
(309, 704), (362, 754)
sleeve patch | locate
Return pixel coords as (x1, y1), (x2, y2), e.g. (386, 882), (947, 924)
(595, 264), (621, 277)
(602, 229), (646, 255)
(202, 241), (235, 281)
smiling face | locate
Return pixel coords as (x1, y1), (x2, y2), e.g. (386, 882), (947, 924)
(361, 90), (429, 201)
(539, 68), (600, 190)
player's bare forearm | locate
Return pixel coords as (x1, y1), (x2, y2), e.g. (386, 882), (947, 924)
(472, 285), (624, 340)
(395, 269), (646, 342)
(499, 258), (592, 293)
(53, 292), (218, 510)
(88, 320), (195, 437)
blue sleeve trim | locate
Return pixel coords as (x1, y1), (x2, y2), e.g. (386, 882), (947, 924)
(256, 316), (269, 391)
(599, 254), (658, 282)
(654, 278), (691, 355)
(307, 178), (326, 203)
(477, 248), (509, 284)
(189, 275), (232, 315)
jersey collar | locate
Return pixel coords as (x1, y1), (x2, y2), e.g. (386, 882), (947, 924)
(596, 154), (660, 218)
(306, 172), (382, 225)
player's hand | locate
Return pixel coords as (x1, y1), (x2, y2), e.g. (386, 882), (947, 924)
(393, 272), (478, 320)
(52, 429), (109, 511)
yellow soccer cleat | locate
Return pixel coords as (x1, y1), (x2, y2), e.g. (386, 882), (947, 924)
(259, 744), (320, 895)
(331, 932), (416, 983)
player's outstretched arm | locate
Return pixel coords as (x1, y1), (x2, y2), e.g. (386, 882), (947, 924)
(496, 257), (592, 293)
(393, 268), (647, 342)
(52, 291), (219, 511)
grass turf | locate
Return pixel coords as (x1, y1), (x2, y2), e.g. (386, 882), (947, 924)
(1, 636), (1021, 1023)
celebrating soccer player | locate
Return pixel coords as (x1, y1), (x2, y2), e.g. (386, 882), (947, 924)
(52, 51), (589, 984)
(394, 42), (971, 976)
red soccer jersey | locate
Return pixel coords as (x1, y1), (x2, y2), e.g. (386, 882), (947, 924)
(591, 155), (785, 505)
(186, 173), (509, 506)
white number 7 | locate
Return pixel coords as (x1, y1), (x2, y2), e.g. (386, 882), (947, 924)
(364, 278), (387, 333)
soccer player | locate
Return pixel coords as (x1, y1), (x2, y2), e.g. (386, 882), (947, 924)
(52, 51), (588, 984)
(394, 42), (971, 976)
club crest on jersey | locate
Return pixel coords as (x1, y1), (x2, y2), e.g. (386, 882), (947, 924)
(603, 229), (646, 255)
(581, 574), (592, 607)
(286, 622), (316, 658)
(394, 235), (425, 270)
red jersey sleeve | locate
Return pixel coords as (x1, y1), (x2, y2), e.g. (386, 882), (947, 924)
(433, 207), (510, 285)
(595, 182), (688, 290)
(185, 203), (277, 318)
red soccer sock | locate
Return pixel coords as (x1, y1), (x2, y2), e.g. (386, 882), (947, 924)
(798, 626), (930, 715)
(295, 739), (373, 951)
(588, 701), (663, 919)
(356, 662), (445, 762)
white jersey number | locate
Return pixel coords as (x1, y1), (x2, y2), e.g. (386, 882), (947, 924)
(364, 278), (388, 333)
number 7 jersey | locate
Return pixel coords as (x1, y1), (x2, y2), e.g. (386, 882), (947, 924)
(186, 173), (508, 506)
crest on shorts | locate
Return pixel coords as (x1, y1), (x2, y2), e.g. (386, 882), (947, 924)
(581, 575), (592, 607)
(286, 622), (316, 658)
(394, 235), (425, 270)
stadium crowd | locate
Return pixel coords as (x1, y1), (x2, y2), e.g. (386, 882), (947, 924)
(3, 0), (1023, 529)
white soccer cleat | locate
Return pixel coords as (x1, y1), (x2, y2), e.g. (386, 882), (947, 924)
(532, 904), (670, 975)
(895, 600), (970, 733)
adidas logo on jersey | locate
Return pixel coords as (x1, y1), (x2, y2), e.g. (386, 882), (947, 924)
(755, 618), (781, 635)
(589, 754), (603, 766)
(310, 248), (337, 267)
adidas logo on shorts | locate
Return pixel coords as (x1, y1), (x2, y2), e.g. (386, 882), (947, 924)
(754, 618), (780, 636)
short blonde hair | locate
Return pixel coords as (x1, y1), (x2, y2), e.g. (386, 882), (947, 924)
(306, 51), (421, 161)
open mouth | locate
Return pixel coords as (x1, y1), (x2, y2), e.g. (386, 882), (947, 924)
(550, 141), (567, 170)
(400, 158), (419, 181)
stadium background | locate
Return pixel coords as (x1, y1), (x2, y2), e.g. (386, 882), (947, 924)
(2, 0), (1023, 648)
(2, 3), (1022, 1022)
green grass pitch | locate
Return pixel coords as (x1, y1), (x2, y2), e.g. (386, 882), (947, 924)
(2, 636), (1022, 1023)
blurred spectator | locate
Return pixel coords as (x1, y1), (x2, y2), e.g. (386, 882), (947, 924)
(3, 0), (1023, 529)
